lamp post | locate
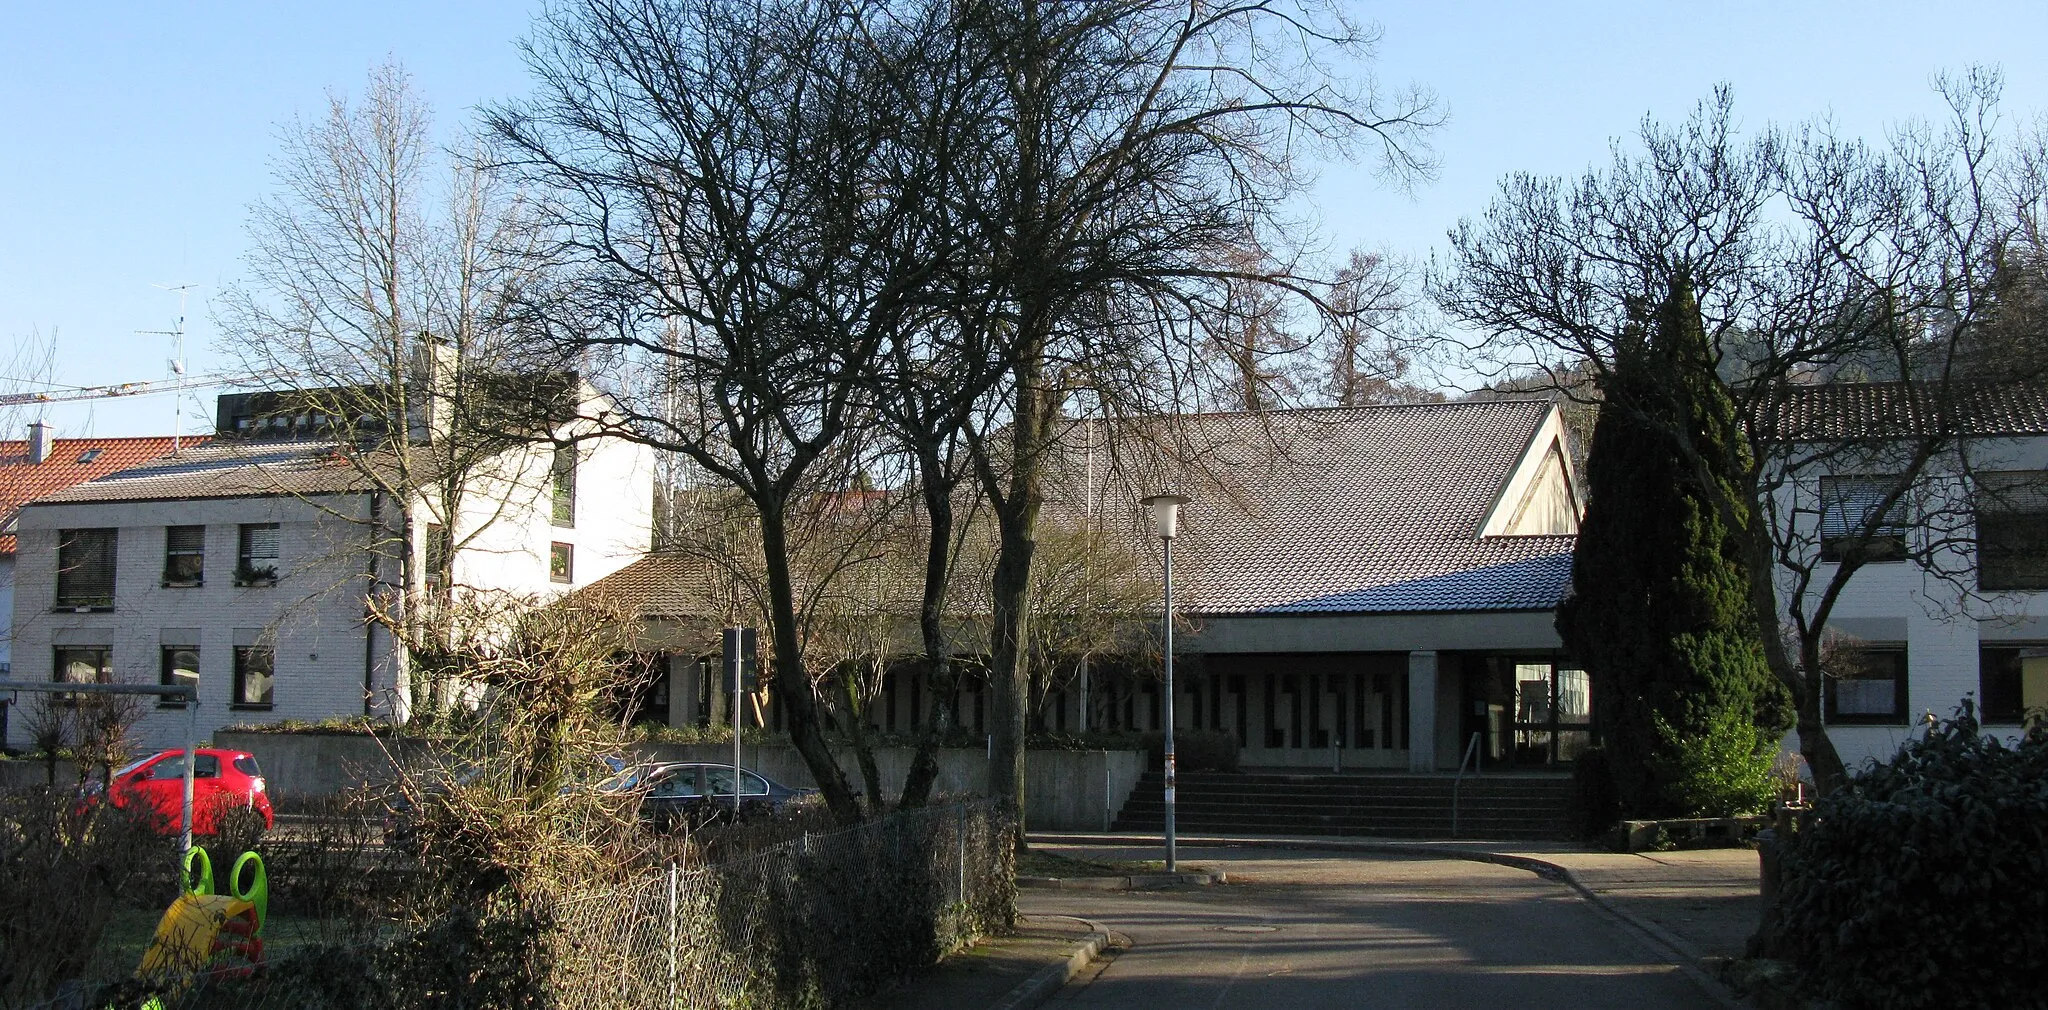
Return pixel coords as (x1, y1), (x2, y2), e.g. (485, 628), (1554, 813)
(1142, 493), (1188, 872)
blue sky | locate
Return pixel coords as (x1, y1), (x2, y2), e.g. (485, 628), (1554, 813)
(6, 0), (2047, 437)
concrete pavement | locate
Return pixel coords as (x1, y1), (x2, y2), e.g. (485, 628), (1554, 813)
(1025, 845), (1730, 1009)
(859, 836), (1761, 1010)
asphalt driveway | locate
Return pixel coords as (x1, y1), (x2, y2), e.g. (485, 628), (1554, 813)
(1025, 846), (1724, 1010)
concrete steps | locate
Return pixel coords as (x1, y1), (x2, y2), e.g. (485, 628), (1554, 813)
(1110, 770), (1575, 840)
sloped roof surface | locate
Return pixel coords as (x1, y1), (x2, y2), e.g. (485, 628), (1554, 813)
(27, 439), (380, 506)
(0, 436), (197, 553)
(1759, 382), (2048, 440)
(1052, 402), (1575, 614)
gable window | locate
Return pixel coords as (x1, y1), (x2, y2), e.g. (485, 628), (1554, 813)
(233, 645), (275, 709)
(160, 646), (200, 708)
(1978, 646), (2048, 726)
(1819, 475), (1909, 563)
(1825, 645), (1909, 725)
(236, 523), (280, 585)
(550, 542), (574, 583)
(163, 526), (205, 586)
(55, 528), (117, 609)
(551, 446), (576, 527)
(1976, 471), (2048, 591)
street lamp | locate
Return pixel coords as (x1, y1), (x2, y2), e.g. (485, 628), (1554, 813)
(1142, 493), (1188, 872)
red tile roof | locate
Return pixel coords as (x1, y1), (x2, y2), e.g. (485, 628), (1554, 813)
(0, 436), (201, 554)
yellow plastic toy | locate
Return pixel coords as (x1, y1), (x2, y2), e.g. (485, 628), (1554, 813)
(136, 846), (268, 984)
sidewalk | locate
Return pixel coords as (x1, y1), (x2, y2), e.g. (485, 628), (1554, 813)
(1030, 832), (1762, 972)
(855, 914), (1104, 1010)
(861, 834), (1762, 1010)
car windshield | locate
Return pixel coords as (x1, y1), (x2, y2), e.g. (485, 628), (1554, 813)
(114, 756), (156, 779)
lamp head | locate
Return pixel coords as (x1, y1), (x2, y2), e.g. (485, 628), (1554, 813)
(1141, 494), (1189, 540)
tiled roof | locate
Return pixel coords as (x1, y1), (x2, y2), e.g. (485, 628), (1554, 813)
(1757, 382), (2048, 440)
(594, 401), (1578, 622)
(0, 436), (198, 553)
(26, 439), (381, 506)
(1049, 403), (1575, 614)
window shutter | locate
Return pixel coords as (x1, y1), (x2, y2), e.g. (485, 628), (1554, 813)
(167, 525), (204, 554)
(56, 529), (117, 607)
(240, 523), (281, 560)
(1819, 477), (1907, 538)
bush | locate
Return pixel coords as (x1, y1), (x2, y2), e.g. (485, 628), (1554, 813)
(1649, 706), (1777, 817)
(1774, 703), (2048, 1008)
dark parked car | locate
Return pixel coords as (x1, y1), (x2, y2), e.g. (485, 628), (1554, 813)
(601, 762), (812, 829)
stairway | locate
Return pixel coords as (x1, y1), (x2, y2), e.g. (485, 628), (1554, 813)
(1110, 770), (1575, 840)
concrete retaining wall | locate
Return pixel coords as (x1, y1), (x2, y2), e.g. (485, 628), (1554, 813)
(209, 732), (1146, 831)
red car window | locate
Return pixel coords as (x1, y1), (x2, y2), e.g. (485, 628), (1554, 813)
(146, 754), (221, 780)
(232, 756), (261, 778)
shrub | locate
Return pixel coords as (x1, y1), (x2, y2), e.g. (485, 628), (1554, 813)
(1774, 703), (2048, 1008)
(1649, 706), (1777, 817)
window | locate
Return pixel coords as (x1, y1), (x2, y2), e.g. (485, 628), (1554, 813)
(1826, 646), (1909, 724)
(1819, 475), (1910, 563)
(1977, 472), (2048, 590)
(160, 646), (200, 708)
(76, 447), (102, 464)
(423, 524), (452, 590)
(233, 646), (275, 709)
(550, 542), (574, 583)
(1978, 646), (2048, 725)
(551, 446), (577, 527)
(55, 528), (117, 609)
(53, 647), (113, 701)
(146, 753), (220, 781)
(236, 523), (280, 585)
(163, 526), (205, 586)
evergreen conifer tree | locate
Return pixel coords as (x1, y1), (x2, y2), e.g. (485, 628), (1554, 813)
(1557, 276), (1790, 818)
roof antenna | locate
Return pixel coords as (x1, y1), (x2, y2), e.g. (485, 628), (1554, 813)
(139, 283), (198, 452)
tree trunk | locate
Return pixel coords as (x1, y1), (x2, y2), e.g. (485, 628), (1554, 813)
(759, 502), (864, 824)
(900, 481), (960, 808)
(1795, 634), (1850, 795)
(840, 675), (886, 811)
(986, 354), (1056, 843)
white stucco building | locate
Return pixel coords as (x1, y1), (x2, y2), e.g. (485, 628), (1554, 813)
(1769, 382), (2048, 769)
(4, 386), (654, 751)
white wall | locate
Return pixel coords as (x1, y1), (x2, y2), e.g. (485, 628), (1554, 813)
(5, 493), (395, 752)
(1774, 435), (2048, 770)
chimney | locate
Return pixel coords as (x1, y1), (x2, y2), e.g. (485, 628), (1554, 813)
(27, 421), (51, 464)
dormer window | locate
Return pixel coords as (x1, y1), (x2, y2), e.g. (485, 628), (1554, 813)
(76, 448), (102, 464)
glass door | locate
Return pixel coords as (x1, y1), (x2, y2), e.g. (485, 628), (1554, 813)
(1511, 661), (1592, 765)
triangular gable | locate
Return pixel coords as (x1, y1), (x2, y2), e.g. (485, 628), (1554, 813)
(1479, 405), (1582, 538)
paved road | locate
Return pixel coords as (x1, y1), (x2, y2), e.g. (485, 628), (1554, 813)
(1025, 846), (1721, 1010)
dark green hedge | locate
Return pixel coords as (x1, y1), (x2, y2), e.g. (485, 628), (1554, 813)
(1775, 704), (2048, 1008)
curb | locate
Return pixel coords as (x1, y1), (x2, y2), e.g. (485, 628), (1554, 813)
(1027, 833), (1746, 1010)
(1016, 870), (1225, 891)
(985, 918), (1110, 1010)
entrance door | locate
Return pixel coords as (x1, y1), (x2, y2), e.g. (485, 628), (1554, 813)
(1510, 662), (1592, 765)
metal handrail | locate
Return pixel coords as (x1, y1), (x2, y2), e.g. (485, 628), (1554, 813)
(1451, 732), (1482, 839)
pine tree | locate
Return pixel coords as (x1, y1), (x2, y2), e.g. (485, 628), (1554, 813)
(1557, 276), (1790, 818)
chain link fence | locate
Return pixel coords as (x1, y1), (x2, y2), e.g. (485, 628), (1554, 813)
(26, 799), (1013, 1010)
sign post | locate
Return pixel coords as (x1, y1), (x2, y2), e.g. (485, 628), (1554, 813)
(721, 627), (758, 815)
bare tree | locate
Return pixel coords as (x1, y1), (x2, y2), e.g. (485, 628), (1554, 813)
(950, 0), (1441, 832)
(214, 62), (555, 720)
(1435, 74), (2040, 793)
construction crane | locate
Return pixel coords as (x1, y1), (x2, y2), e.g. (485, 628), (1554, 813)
(0, 372), (263, 408)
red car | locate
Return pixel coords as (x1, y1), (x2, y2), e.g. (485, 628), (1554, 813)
(98, 748), (274, 835)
